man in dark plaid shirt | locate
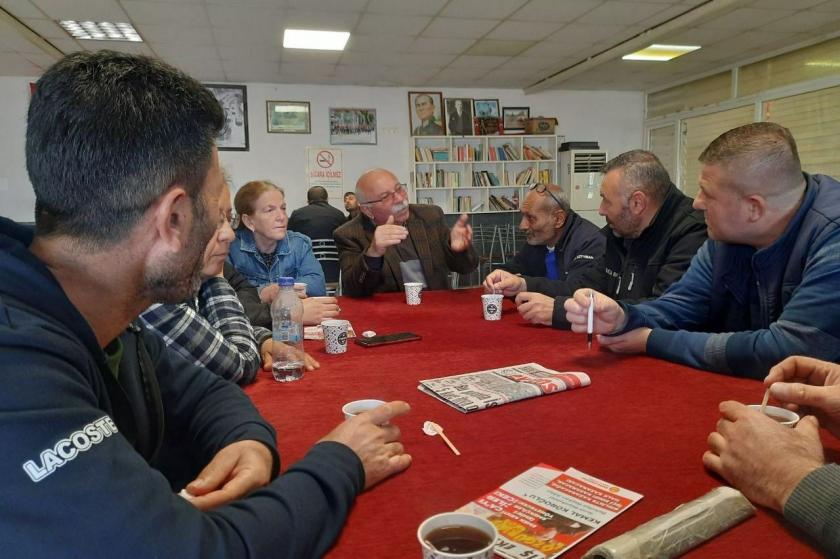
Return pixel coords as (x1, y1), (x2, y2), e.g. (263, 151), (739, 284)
(141, 181), (317, 385)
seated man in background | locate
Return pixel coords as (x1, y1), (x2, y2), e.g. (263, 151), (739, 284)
(334, 168), (477, 296)
(487, 150), (706, 328)
(228, 180), (327, 296)
(141, 179), (318, 385)
(0, 50), (411, 556)
(492, 183), (603, 283)
(705, 355), (840, 556)
(566, 123), (840, 379)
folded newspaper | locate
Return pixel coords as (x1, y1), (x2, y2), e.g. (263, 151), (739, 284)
(418, 363), (590, 413)
(459, 464), (642, 559)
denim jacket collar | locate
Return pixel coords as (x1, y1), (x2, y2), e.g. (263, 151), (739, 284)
(236, 228), (291, 257)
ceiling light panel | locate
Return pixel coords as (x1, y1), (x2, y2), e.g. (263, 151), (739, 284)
(59, 21), (143, 42)
(283, 29), (350, 50)
(622, 44), (700, 61)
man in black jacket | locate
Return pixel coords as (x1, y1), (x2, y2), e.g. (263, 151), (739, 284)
(0, 50), (410, 558)
(288, 186), (346, 242)
(488, 183), (603, 285)
(288, 186), (346, 283)
(486, 150), (706, 328)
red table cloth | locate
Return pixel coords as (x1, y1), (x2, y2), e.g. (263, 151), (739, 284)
(245, 288), (832, 558)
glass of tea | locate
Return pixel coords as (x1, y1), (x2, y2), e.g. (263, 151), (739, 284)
(417, 512), (497, 558)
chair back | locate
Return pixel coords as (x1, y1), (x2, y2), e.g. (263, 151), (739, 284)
(310, 238), (340, 284)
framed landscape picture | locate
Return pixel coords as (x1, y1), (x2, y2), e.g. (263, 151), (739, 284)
(502, 106), (530, 133)
(329, 108), (377, 145)
(408, 91), (445, 136)
(473, 98), (500, 119)
(267, 100), (310, 134)
(205, 84), (249, 151)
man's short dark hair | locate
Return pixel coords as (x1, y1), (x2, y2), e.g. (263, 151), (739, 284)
(602, 150), (671, 203)
(307, 186), (329, 203)
(26, 50), (224, 246)
(699, 122), (802, 196)
(343, 191), (355, 200)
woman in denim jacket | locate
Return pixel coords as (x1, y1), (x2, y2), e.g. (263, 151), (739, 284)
(228, 180), (327, 297)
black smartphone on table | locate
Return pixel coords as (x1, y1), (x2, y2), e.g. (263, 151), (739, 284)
(354, 332), (422, 347)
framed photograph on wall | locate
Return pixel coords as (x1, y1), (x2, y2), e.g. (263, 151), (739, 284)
(445, 98), (473, 136)
(329, 108), (377, 145)
(473, 99), (500, 119)
(267, 100), (311, 134)
(205, 84), (249, 151)
(502, 106), (530, 133)
(408, 91), (445, 136)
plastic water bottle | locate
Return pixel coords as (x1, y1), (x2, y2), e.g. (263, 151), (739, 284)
(270, 277), (304, 382)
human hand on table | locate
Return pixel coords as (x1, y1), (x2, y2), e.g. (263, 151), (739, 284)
(260, 340), (319, 372)
(449, 213), (473, 253)
(703, 401), (824, 511)
(564, 289), (626, 334)
(765, 355), (840, 439)
(483, 269), (526, 297)
(514, 292), (554, 326)
(366, 215), (408, 258)
(302, 296), (340, 325)
(259, 284), (280, 304)
(184, 440), (273, 510)
(596, 327), (651, 354)
(320, 401), (412, 490)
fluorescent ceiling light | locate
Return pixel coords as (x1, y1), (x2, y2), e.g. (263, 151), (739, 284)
(59, 20), (142, 42)
(283, 29), (350, 51)
(805, 60), (840, 68)
(622, 44), (700, 62)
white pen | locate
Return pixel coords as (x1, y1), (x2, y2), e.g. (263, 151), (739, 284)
(587, 290), (594, 350)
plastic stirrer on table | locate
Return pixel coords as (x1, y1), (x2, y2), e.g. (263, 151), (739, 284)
(423, 421), (460, 456)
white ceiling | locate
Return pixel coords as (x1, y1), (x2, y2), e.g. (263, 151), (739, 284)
(0, 0), (839, 91)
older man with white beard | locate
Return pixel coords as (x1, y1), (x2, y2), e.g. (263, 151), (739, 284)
(334, 168), (478, 296)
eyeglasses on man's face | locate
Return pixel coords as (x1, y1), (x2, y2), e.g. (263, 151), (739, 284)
(529, 183), (564, 209)
(362, 183), (407, 206)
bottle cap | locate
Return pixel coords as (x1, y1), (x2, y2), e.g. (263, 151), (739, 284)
(278, 277), (295, 287)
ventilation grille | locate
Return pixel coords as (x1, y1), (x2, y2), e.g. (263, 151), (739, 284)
(573, 152), (607, 173)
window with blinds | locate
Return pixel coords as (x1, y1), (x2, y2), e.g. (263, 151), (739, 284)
(739, 36), (840, 97)
(648, 125), (677, 182)
(762, 85), (840, 179)
(679, 106), (754, 197)
(647, 72), (732, 119)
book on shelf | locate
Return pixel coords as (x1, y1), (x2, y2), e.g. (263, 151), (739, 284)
(515, 167), (538, 185)
(435, 169), (461, 187)
(455, 195), (473, 212)
(415, 147), (450, 162)
(502, 143), (520, 160)
(418, 362), (590, 413)
(523, 144), (552, 160)
(471, 201), (484, 212)
(457, 464), (642, 559)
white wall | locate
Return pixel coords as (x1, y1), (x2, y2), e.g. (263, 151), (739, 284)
(0, 76), (644, 221)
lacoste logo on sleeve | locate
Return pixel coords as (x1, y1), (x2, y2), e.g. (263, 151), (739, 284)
(22, 416), (119, 483)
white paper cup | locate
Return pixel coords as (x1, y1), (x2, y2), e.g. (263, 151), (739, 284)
(481, 294), (503, 321)
(405, 282), (423, 306)
(417, 512), (497, 559)
(748, 404), (800, 427)
(342, 399), (386, 420)
(293, 282), (307, 297)
(322, 319), (350, 354)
